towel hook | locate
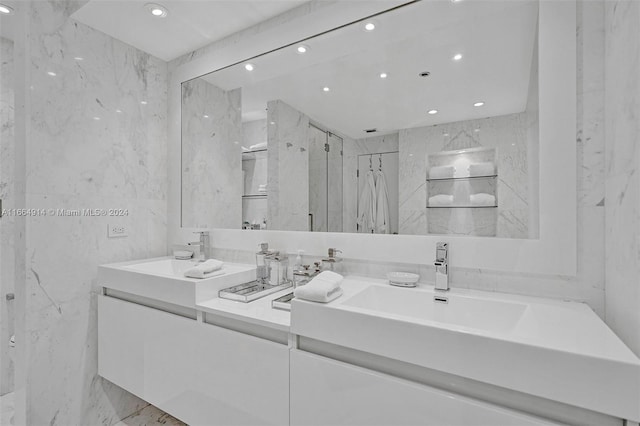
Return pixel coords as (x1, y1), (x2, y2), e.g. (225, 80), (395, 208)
(379, 154), (382, 170)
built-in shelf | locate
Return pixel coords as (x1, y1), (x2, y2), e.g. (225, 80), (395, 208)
(242, 194), (267, 199)
(242, 148), (267, 161)
(426, 174), (497, 182)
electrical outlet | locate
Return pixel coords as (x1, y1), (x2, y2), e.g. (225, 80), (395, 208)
(107, 224), (128, 238)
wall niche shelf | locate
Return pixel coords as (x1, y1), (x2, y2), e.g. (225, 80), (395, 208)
(426, 174), (497, 182)
(242, 148), (267, 161)
(242, 194), (267, 199)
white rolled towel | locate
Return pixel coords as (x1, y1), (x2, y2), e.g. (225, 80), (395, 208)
(428, 194), (454, 206)
(470, 193), (496, 206)
(469, 162), (495, 177)
(294, 271), (344, 303)
(429, 165), (455, 180)
(184, 259), (225, 279)
(258, 184), (267, 193)
(249, 142), (268, 151)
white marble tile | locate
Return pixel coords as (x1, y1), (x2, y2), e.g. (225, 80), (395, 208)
(15, 2), (169, 424)
(603, 0), (640, 356)
(1, 36), (15, 397)
(114, 404), (186, 426)
(0, 391), (14, 426)
(182, 79), (242, 229)
(267, 100), (310, 231)
(327, 133), (343, 233)
(308, 125), (328, 231)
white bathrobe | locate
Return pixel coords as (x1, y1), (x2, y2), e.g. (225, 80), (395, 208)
(374, 169), (390, 234)
(357, 170), (377, 233)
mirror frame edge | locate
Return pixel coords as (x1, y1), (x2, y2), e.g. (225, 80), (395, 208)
(168, 0), (577, 276)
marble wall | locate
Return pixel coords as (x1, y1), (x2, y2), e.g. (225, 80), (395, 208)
(0, 36), (15, 396)
(604, 0), (640, 355)
(267, 100), (310, 231)
(308, 125), (328, 231)
(326, 132), (343, 233)
(343, 133), (398, 233)
(14, 1), (168, 424)
(242, 119), (268, 226)
(399, 113), (531, 238)
(181, 78), (242, 229)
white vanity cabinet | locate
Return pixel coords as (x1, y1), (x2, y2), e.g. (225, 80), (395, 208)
(290, 350), (559, 426)
(98, 295), (289, 426)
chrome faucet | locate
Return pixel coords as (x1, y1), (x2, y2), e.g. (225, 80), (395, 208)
(190, 231), (210, 261)
(321, 248), (342, 271)
(434, 242), (449, 291)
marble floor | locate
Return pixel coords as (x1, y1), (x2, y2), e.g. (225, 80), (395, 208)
(0, 392), (14, 426)
(0, 394), (184, 426)
(114, 404), (186, 426)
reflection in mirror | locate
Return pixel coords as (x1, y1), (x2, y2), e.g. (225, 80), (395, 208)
(181, 0), (539, 239)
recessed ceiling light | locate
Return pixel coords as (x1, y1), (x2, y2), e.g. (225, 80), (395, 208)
(140, 101), (148, 105)
(74, 56), (84, 61)
(379, 73), (388, 79)
(364, 128), (377, 133)
(296, 45), (309, 54)
(453, 53), (463, 61)
(146, 3), (168, 18)
(364, 22), (376, 31)
(0, 4), (14, 14)
(244, 63), (254, 71)
(474, 101), (485, 107)
(203, 115), (209, 118)
(93, 116), (101, 121)
(419, 71), (431, 77)
(323, 87), (330, 92)
(116, 109), (122, 113)
(428, 109), (438, 115)
(46, 71), (57, 77)
(474, 128), (480, 132)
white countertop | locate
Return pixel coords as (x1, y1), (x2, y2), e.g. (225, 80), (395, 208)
(291, 276), (640, 421)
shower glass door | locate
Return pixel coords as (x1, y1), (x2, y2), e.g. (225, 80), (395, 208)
(308, 125), (343, 232)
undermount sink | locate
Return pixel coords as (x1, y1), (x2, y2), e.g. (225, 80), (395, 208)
(341, 285), (527, 333)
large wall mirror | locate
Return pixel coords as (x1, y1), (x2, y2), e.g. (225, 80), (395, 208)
(181, 0), (540, 239)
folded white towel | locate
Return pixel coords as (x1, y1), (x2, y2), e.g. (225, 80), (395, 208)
(428, 194), (454, 206)
(470, 193), (496, 206)
(184, 259), (224, 279)
(429, 166), (455, 180)
(469, 162), (495, 177)
(249, 142), (268, 151)
(294, 271), (344, 303)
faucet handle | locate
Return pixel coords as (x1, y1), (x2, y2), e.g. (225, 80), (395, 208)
(436, 242), (448, 262)
(328, 248), (342, 258)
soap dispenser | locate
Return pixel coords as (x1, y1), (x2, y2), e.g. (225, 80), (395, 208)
(294, 250), (304, 271)
(256, 243), (270, 284)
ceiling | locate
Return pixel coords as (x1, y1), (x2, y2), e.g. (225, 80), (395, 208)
(71, 0), (310, 61)
(0, 0), (16, 41)
(196, 0), (538, 139)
